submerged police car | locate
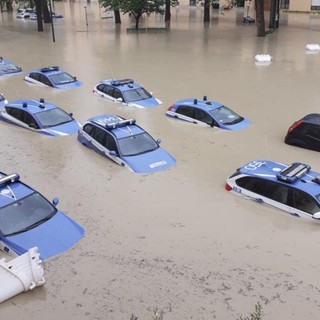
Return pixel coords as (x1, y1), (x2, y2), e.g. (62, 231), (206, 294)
(0, 57), (22, 76)
(166, 97), (250, 131)
(24, 66), (82, 89)
(77, 114), (176, 173)
(226, 160), (320, 221)
(0, 98), (80, 136)
(93, 78), (162, 108)
(0, 173), (84, 260)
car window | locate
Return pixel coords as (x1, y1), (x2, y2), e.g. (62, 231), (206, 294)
(210, 106), (243, 125)
(34, 108), (73, 128)
(40, 74), (52, 86)
(24, 112), (39, 128)
(236, 176), (267, 195)
(118, 132), (158, 156)
(29, 72), (41, 81)
(105, 86), (115, 97)
(114, 89), (123, 100)
(195, 109), (213, 125)
(292, 189), (320, 214)
(97, 84), (105, 92)
(83, 123), (95, 136)
(6, 107), (24, 121)
(0, 192), (56, 237)
(176, 106), (194, 118)
(49, 72), (76, 85)
(92, 127), (107, 146)
(105, 132), (117, 151)
(305, 124), (320, 139)
(122, 88), (151, 102)
(265, 180), (289, 204)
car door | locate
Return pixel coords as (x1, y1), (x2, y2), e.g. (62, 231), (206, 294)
(175, 105), (195, 122)
(39, 74), (52, 87)
(90, 126), (108, 155)
(303, 124), (320, 151)
(194, 108), (215, 126)
(289, 188), (320, 219)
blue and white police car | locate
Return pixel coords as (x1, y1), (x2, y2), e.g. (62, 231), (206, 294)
(0, 57), (22, 76)
(0, 98), (80, 136)
(24, 66), (82, 89)
(166, 97), (250, 130)
(77, 114), (176, 173)
(0, 173), (84, 260)
(226, 160), (320, 221)
(93, 79), (162, 108)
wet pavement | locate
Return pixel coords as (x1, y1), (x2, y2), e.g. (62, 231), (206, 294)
(1, 2), (320, 319)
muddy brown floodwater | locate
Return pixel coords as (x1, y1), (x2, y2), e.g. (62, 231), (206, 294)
(2, 2), (320, 319)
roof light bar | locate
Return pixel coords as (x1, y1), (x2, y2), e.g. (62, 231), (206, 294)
(276, 162), (311, 184)
(111, 79), (134, 86)
(0, 173), (20, 187)
(105, 118), (136, 129)
(40, 66), (59, 73)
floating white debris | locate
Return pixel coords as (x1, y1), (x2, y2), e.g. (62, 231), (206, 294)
(255, 54), (272, 62)
(0, 247), (45, 303)
(305, 43), (320, 51)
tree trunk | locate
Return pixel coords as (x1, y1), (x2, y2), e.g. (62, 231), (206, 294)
(255, 0), (265, 37)
(165, 0), (171, 22)
(269, 0), (279, 28)
(203, 0), (210, 22)
(35, 0), (43, 31)
(114, 9), (121, 23)
(135, 13), (141, 29)
(43, 0), (51, 24)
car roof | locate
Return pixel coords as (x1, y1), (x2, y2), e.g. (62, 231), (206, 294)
(239, 160), (320, 197)
(0, 173), (34, 207)
(300, 113), (320, 125)
(99, 79), (142, 91)
(173, 97), (224, 111)
(28, 66), (65, 76)
(5, 99), (58, 114)
(87, 114), (145, 138)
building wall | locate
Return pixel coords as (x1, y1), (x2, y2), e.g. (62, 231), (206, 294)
(289, 0), (311, 11)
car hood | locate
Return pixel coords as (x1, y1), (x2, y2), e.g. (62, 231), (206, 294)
(4, 211), (84, 260)
(129, 97), (161, 108)
(122, 147), (176, 173)
(43, 120), (81, 136)
(223, 118), (251, 131)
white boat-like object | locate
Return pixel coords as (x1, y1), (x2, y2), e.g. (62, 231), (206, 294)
(255, 54), (272, 63)
(305, 43), (320, 51)
(0, 247), (45, 303)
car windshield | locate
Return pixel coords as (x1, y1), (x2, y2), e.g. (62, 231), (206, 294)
(210, 106), (243, 125)
(0, 63), (21, 74)
(35, 108), (73, 128)
(0, 192), (56, 237)
(49, 72), (76, 85)
(122, 88), (151, 102)
(117, 132), (159, 156)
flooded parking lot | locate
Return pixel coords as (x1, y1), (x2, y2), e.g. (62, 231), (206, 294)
(2, 2), (320, 319)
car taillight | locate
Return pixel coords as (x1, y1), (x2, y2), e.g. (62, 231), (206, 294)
(167, 105), (173, 111)
(225, 183), (232, 191)
(288, 120), (303, 133)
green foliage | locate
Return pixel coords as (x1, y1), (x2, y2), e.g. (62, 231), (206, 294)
(238, 302), (263, 320)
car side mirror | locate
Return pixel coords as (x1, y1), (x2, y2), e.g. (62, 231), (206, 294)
(109, 150), (117, 156)
(69, 112), (73, 117)
(313, 212), (320, 220)
(116, 98), (123, 102)
(150, 92), (154, 96)
(156, 138), (161, 144)
(52, 197), (59, 206)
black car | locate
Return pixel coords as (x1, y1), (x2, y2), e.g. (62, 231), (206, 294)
(285, 114), (320, 152)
